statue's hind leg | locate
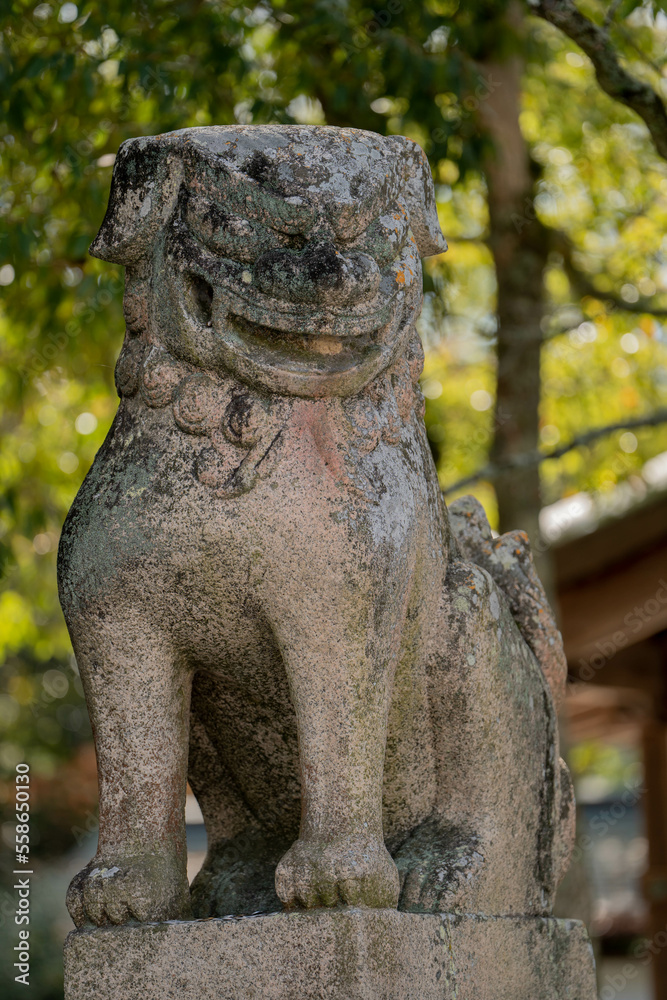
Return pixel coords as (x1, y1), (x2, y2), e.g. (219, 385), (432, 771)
(396, 559), (565, 915)
(448, 495), (575, 883)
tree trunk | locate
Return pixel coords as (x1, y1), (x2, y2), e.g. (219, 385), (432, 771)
(476, 49), (551, 583)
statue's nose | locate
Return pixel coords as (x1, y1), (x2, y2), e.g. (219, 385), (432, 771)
(253, 240), (381, 307)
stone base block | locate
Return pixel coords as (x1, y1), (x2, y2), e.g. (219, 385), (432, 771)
(64, 909), (597, 999)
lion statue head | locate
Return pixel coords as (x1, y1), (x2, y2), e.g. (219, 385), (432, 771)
(91, 125), (446, 400)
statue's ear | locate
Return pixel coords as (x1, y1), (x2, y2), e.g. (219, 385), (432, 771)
(387, 135), (447, 258)
(89, 136), (184, 265)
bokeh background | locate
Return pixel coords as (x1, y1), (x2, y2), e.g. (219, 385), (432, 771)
(2, 1), (667, 997)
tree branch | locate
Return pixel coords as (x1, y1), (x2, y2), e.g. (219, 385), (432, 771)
(603, 0), (624, 29)
(568, 269), (667, 318)
(555, 231), (667, 318)
(444, 408), (667, 494)
(531, 0), (667, 161)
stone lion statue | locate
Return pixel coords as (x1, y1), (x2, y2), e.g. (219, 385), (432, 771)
(58, 125), (574, 927)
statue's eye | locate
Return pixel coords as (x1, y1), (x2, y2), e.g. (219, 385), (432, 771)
(186, 205), (281, 264)
(354, 208), (410, 268)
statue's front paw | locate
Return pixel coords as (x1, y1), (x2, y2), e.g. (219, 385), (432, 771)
(275, 836), (399, 909)
(66, 853), (191, 927)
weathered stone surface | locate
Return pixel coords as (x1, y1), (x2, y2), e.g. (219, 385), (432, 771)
(58, 126), (580, 941)
(449, 495), (569, 710)
(64, 910), (597, 1000)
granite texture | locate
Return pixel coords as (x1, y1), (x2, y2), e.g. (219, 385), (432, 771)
(64, 910), (597, 1000)
(58, 126), (577, 931)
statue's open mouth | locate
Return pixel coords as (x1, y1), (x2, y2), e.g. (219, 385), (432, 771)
(221, 281), (400, 339)
(167, 237), (423, 395)
(227, 312), (387, 371)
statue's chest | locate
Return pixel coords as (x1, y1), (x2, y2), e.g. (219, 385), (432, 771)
(112, 338), (426, 501)
(81, 362), (437, 599)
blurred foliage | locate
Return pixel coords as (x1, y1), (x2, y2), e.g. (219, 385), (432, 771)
(570, 739), (643, 798)
(420, 10), (667, 507)
(0, 0), (666, 865)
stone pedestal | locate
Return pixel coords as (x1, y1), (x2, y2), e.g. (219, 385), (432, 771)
(64, 909), (597, 999)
